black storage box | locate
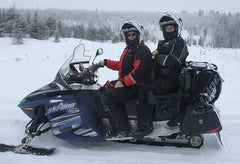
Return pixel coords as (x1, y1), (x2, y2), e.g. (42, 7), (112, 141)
(180, 103), (222, 136)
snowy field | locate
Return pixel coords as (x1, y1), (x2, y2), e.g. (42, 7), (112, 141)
(0, 37), (240, 163)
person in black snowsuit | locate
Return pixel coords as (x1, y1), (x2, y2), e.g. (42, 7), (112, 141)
(133, 12), (189, 138)
(98, 20), (152, 137)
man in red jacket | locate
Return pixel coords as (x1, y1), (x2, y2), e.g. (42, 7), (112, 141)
(98, 20), (152, 138)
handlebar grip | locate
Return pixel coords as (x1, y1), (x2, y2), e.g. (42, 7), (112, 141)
(91, 64), (103, 72)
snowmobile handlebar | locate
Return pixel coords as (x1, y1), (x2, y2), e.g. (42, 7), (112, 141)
(65, 47), (104, 85)
(68, 63), (103, 85)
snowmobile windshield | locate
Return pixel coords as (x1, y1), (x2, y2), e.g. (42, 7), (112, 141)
(56, 44), (91, 89)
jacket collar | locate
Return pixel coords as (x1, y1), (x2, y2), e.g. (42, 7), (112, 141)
(126, 40), (144, 49)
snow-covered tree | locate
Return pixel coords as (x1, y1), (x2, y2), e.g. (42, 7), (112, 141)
(54, 25), (60, 43)
(57, 21), (67, 38)
(30, 11), (49, 40)
(0, 23), (4, 37)
(86, 27), (97, 41)
(0, 10), (4, 37)
(12, 14), (24, 44)
(96, 26), (112, 41)
(46, 17), (56, 37)
(111, 34), (120, 43)
(1, 7), (240, 48)
(73, 25), (85, 39)
(198, 36), (204, 47)
(213, 16), (227, 48)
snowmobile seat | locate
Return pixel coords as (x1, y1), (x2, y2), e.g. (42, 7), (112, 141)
(124, 67), (192, 121)
(150, 67), (192, 121)
(152, 67), (192, 102)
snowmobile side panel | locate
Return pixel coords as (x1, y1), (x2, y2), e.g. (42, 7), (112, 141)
(45, 90), (105, 142)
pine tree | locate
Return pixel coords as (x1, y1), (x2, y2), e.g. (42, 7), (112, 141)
(4, 6), (16, 34)
(198, 36), (204, 47)
(0, 11), (5, 37)
(46, 16), (56, 37)
(104, 26), (112, 41)
(12, 14), (24, 44)
(0, 23), (4, 37)
(54, 25), (60, 43)
(24, 13), (32, 35)
(57, 21), (67, 38)
(96, 26), (112, 41)
(213, 17), (227, 48)
(73, 25), (85, 39)
(30, 11), (40, 39)
(111, 34), (120, 43)
(86, 27), (97, 41)
(30, 11), (49, 40)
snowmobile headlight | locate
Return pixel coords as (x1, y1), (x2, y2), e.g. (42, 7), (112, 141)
(24, 107), (34, 111)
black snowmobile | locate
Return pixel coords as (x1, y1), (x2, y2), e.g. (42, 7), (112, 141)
(0, 44), (223, 155)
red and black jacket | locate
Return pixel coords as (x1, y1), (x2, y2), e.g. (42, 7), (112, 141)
(104, 41), (152, 87)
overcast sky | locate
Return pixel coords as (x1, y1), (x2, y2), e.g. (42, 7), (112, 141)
(0, 0), (239, 13)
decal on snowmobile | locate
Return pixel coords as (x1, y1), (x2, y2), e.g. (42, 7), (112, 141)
(60, 118), (82, 130)
(204, 74), (219, 102)
(50, 114), (82, 135)
(49, 99), (63, 103)
(73, 128), (98, 137)
(50, 113), (81, 126)
(69, 83), (101, 90)
(47, 102), (76, 114)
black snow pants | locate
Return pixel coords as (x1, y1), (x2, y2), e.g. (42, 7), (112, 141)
(136, 78), (176, 130)
(101, 85), (140, 134)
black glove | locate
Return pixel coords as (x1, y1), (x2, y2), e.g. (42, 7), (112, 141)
(157, 40), (175, 54)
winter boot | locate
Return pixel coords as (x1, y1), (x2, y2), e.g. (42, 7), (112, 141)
(106, 129), (130, 138)
(101, 95), (130, 138)
(132, 122), (153, 139)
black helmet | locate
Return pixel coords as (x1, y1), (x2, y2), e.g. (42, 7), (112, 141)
(159, 12), (183, 40)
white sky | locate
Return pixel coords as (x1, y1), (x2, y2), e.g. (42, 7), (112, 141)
(0, 0), (239, 13)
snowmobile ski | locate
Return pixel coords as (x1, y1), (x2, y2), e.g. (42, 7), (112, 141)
(216, 132), (223, 146)
(0, 143), (55, 156)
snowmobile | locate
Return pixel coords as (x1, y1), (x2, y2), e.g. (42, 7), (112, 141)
(1, 44), (223, 155)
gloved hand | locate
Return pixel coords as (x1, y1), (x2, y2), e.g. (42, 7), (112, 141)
(98, 59), (107, 66)
(157, 40), (175, 54)
(98, 60), (105, 66)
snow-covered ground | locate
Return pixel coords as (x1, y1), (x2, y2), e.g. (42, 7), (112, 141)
(0, 37), (240, 163)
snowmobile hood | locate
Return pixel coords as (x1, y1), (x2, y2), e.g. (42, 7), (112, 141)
(18, 82), (70, 106)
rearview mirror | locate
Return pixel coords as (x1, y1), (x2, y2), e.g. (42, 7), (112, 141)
(96, 48), (103, 56)
(92, 48), (103, 64)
